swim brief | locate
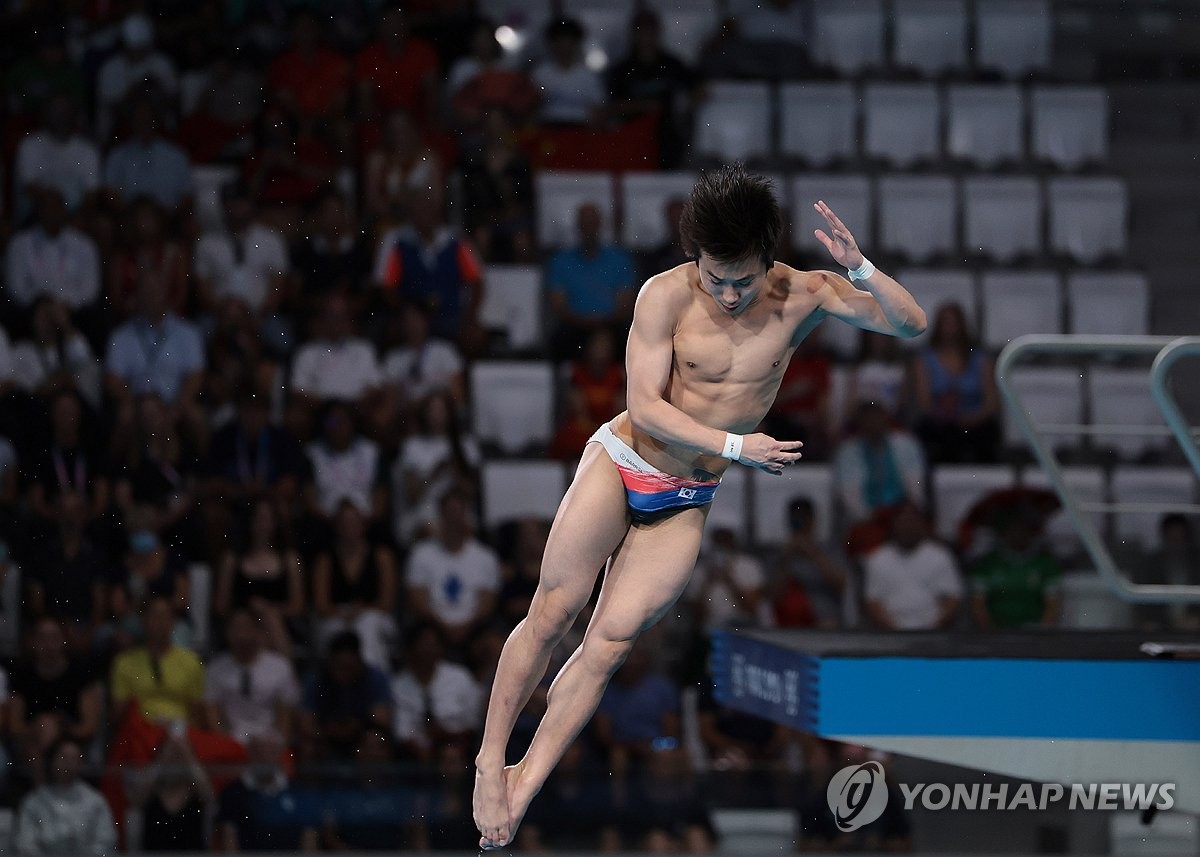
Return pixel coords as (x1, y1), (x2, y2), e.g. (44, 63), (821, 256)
(588, 422), (721, 523)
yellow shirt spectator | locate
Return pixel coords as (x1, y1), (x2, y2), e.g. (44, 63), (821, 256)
(111, 645), (205, 723)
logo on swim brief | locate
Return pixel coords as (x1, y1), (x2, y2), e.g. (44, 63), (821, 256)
(677, 487), (697, 500)
(827, 762), (888, 831)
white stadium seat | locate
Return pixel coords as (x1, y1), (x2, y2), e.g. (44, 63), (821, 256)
(811, 0), (885, 76)
(975, 0), (1052, 79)
(1031, 86), (1109, 170)
(1110, 467), (1197, 549)
(705, 465), (749, 535)
(863, 83), (942, 167)
(479, 265), (543, 351)
(791, 174), (873, 258)
(1019, 466), (1106, 559)
(1087, 367), (1169, 460)
(877, 175), (957, 263)
(779, 82), (858, 167)
(893, 0), (969, 76)
(896, 269), (978, 349)
(932, 464), (1016, 542)
(961, 176), (1043, 263)
(946, 84), (1025, 168)
(470, 361), (556, 454)
(534, 171), (615, 250)
(482, 460), (569, 529)
(693, 81), (772, 162)
(980, 270), (1063, 349)
(1003, 367), (1085, 451)
(752, 465), (835, 547)
(645, 0), (719, 64)
(1066, 271), (1150, 337)
(1058, 571), (1133, 629)
(1047, 177), (1128, 264)
(619, 171), (697, 250)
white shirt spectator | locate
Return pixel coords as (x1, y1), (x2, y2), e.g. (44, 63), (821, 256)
(307, 437), (381, 517)
(5, 225), (101, 310)
(381, 339), (462, 403)
(290, 338), (382, 402)
(390, 434), (482, 542)
(392, 662), (483, 750)
(195, 224), (289, 312)
(687, 550), (773, 630)
(11, 334), (102, 408)
(15, 780), (116, 857)
(532, 60), (605, 124)
(103, 137), (193, 210)
(406, 538), (501, 627)
(205, 650), (300, 744)
(864, 541), (963, 630)
(13, 132), (101, 211)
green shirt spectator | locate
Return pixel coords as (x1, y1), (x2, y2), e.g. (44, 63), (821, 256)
(969, 508), (1063, 629)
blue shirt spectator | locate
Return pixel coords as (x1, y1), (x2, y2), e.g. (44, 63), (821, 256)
(595, 644), (679, 746)
(104, 312), (204, 404)
(299, 631), (392, 760)
(103, 100), (193, 211)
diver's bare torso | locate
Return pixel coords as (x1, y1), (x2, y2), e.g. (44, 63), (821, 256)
(609, 260), (828, 481)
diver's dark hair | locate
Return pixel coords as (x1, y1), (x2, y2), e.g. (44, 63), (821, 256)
(678, 163), (783, 269)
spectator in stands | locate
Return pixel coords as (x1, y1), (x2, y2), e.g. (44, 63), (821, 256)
(214, 499), (305, 656)
(687, 527), (771, 631)
(617, 742), (715, 852)
(95, 14), (178, 138)
(549, 387), (599, 462)
(299, 631), (392, 761)
(104, 275), (206, 446)
(607, 11), (698, 168)
(127, 732), (213, 853)
(194, 182), (291, 348)
(572, 328), (626, 424)
(113, 394), (200, 551)
(406, 490), (501, 649)
(373, 188), (485, 352)
(5, 188), (100, 316)
(102, 99), (193, 214)
(8, 617), (103, 778)
(547, 202), (637, 360)
(109, 596), (205, 727)
(10, 298), (102, 410)
(313, 500), (398, 671)
(772, 497), (850, 629)
(243, 104), (335, 212)
(25, 389), (108, 527)
(641, 197), (690, 279)
(363, 109), (444, 224)
(107, 197), (190, 322)
(5, 28), (85, 120)
(107, 518), (191, 648)
(292, 188), (372, 312)
(719, 0), (812, 79)
(382, 300), (466, 419)
(970, 506), (1063, 630)
(448, 25), (540, 129)
(182, 46), (263, 160)
(911, 302), (1001, 464)
(697, 683), (790, 776)
(864, 503), (963, 630)
(266, 9), (350, 124)
(533, 18), (606, 126)
(846, 330), (907, 428)
(216, 730), (319, 852)
(763, 333), (831, 460)
(798, 741), (911, 852)
(204, 303), (286, 433)
(12, 95), (99, 219)
(22, 492), (107, 652)
(593, 640), (681, 777)
(458, 110), (535, 263)
(522, 738), (619, 852)
(206, 389), (303, 511)
(833, 400), (926, 534)
(1135, 514), (1200, 631)
(14, 736), (116, 856)
(303, 404), (387, 526)
(392, 621), (484, 765)
(498, 519), (550, 627)
(354, 8), (439, 120)
(204, 608), (300, 746)
(289, 294), (386, 412)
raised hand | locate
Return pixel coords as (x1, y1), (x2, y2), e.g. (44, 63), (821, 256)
(812, 200), (865, 270)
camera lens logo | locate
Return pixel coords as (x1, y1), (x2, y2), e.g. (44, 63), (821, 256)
(826, 762), (889, 832)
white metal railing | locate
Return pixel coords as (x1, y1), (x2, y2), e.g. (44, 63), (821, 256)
(995, 334), (1200, 604)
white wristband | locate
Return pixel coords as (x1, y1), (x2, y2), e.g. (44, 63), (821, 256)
(721, 433), (743, 461)
(847, 256), (876, 281)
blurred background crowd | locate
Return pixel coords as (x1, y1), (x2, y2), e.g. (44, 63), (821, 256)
(0, 0), (1195, 853)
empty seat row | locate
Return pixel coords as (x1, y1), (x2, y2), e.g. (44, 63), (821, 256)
(696, 82), (1106, 169)
(479, 456), (1197, 554)
(537, 170), (1129, 266)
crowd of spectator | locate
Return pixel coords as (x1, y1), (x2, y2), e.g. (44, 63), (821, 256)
(0, 1), (1192, 854)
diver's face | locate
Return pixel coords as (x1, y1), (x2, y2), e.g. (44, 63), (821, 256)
(698, 253), (768, 316)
